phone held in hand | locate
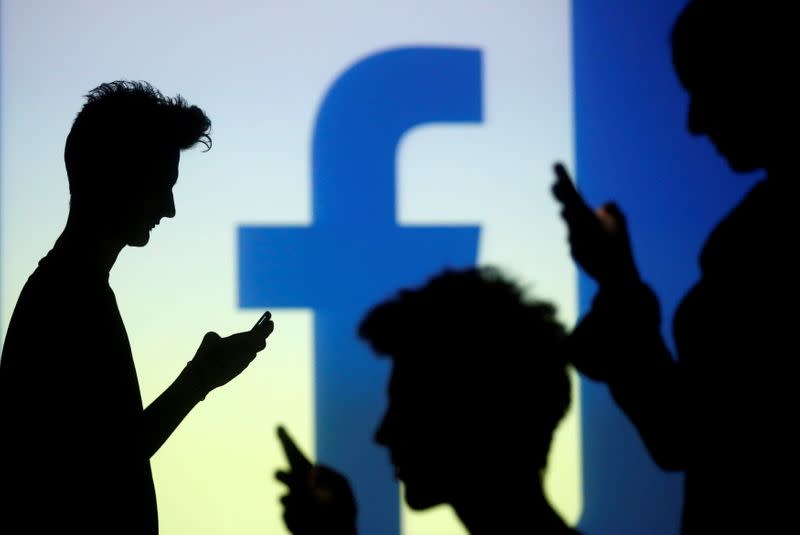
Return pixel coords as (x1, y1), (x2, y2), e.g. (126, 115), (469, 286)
(253, 310), (272, 330)
(277, 425), (312, 472)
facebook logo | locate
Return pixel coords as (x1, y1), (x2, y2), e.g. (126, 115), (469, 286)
(238, 47), (483, 535)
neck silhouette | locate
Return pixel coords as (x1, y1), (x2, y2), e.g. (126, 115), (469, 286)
(451, 470), (571, 535)
(52, 205), (125, 275)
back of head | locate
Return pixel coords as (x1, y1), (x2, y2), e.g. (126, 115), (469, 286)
(671, 0), (796, 172)
(64, 80), (211, 202)
(359, 266), (570, 470)
(671, 0), (789, 91)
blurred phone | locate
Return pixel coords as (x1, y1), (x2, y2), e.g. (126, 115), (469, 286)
(277, 425), (313, 473)
(252, 310), (273, 332)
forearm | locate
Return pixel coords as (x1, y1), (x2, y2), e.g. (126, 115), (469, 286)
(139, 326), (271, 458)
(573, 280), (688, 470)
(607, 332), (687, 470)
(142, 363), (207, 458)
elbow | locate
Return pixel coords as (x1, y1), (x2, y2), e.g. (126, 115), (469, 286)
(646, 441), (686, 472)
(653, 455), (685, 472)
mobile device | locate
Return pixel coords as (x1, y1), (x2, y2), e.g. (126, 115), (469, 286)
(552, 162), (581, 208)
(253, 310), (272, 331)
(277, 425), (313, 472)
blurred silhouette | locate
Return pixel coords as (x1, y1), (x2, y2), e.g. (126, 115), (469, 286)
(276, 426), (358, 535)
(552, 1), (797, 533)
(276, 267), (581, 534)
(0, 81), (273, 534)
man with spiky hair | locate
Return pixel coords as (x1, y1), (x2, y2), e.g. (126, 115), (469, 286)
(0, 81), (273, 534)
(277, 267), (579, 535)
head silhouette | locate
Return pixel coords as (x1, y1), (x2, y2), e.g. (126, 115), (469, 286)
(671, 0), (794, 173)
(64, 80), (211, 246)
(359, 267), (569, 511)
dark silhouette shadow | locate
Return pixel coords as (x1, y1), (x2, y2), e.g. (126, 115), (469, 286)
(0, 81), (273, 534)
(276, 267), (580, 535)
(552, 1), (797, 533)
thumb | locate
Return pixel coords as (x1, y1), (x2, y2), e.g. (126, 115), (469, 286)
(596, 202), (628, 235)
(202, 331), (222, 345)
(196, 331), (222, 358)
(603, 202), (627, 226)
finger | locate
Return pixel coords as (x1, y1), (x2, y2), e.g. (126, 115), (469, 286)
(255, 321), (274, 346)
(253, 310), (272, 330)
(257, 320), (275, 340)
(202, 331), (221, 345)
(227, 331), (267, 355)
(560, 202), (597, 237)
(253, 316), (275, 339)
(600, 202), (628, 231)
(242, 327), (273, 352)
(551, 162), (575, 202)
(275, 470), (293, 486)
(250, 333), (267, 353)
(275, 469), (310, 492)
(552, 163), (589, 212)
(553, 161), (571, 184)
(595, 208), (619, 234)
(553, 176), (584, 211)
(277, 425), (313, 472)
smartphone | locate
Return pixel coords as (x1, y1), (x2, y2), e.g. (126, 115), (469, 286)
(277, 425), (312, 472)
(253, 310), (272, 331)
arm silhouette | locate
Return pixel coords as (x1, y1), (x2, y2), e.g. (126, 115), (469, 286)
(553, 163), (687, 470)
(142, 317), (273, 458)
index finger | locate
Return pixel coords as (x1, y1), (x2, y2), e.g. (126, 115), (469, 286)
(277, 425), (313, 472)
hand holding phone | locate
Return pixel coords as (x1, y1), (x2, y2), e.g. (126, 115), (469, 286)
(275, 425), (358, 535)
(188, 312), (274, 396)
(253, 310), (273, 336)
(551, 162), (639, 285)
(277, 425), (313, 475)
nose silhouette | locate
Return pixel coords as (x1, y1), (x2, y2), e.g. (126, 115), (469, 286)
(374, 409), (392, 446)
(164, 190), (176, 218)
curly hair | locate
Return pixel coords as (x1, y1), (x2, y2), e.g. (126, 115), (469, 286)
(64, 80), (211, 198)
(359, 266), (571, 469)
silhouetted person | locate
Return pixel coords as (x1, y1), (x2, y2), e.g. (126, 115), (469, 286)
(0, 81), (274, 534)
(552, 1), (796, 533)
(276, 267), (580, 535)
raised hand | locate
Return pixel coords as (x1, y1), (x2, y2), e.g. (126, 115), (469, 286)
(187, 312), (274, 396)
(275, 425), (357, 535)
(551, 162), (639, 286)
